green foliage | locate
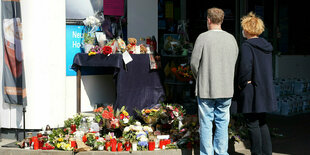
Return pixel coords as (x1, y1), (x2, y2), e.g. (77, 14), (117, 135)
(83, 32), (95, 44)
(64, 114), (84, 128)
(84, 133), (96, 147)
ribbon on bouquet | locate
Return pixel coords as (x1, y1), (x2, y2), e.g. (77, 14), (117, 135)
(149, 54), (158, 70)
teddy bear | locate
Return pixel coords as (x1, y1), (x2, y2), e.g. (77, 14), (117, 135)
(139, 44), (147, 54)
(127, 38), (137, 54)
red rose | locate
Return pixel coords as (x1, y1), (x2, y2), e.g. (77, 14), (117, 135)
(107, 106), (113, 112)
(102, 46), (112, 55)
(82, 135), (87, 143)
(120, 114), (124, 120)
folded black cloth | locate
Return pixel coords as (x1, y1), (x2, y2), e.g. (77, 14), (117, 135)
(72, 53), (165, 115)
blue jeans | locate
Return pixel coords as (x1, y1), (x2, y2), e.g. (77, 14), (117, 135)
(198, 97), (231, 155)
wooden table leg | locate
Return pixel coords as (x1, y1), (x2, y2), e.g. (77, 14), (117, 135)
(77, 67), (81, 114)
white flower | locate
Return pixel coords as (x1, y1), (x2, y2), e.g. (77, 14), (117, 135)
(135, 121), (141, 126)
(134, 126), (143, 131)
(129, 125), (134, 130)
(136, 131), (146, 136)
(147, 127), (153, 133)
(97, 137), (105, 142)
(139, 136), (148, 142)
(173, 111), (179, 117)
(123, 118), (129, 124)
(167, 105), (173, 110)
(83, 16), (101, 27)
(143, 126), (153, 133)
(124, 126), (130, 133)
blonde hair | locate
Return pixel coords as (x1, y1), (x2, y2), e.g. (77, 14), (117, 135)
(207, 7), (224, 24)
(241, 12), (265, 36)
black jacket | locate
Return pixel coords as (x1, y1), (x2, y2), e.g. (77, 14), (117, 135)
(234, 38), (277, 113)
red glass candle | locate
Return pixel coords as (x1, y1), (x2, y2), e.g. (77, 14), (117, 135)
(117, 142), (123, 151)
(111, 142), (116, 152)
(159, 140), (164, 149)
(105, 141), (111, 151)
(125, 141), (131, 151)
(148, 141), (155, 151)
(70, 124), (77, 132)
(71, 140), (77, 148)
(167, 139), (171, 145)
(32, 136), (39, 150)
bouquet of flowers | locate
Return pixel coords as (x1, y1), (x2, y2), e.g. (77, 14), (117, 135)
(171, 64), (193, 82)
(64, 114), (84, 133)
(48, 128), (74, 151)
(83, 15), (101, 51)
(122, 121), (153, 151)
(136, 106), (162, 125)
(83, 132), (97, 147)
(116, 106), (133, 128)
(93, 105), (133, 130)
(93, 105), (116, 129)
(160, 103), (186, 130)
(83, 16), (101, 33)
(88, 45), (103, 56)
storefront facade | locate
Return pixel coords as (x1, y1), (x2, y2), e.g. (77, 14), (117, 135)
(1, 0), (309, 136)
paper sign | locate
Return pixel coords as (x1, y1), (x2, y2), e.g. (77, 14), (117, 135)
(122, 51), (133, 64)
(135, 45), (140, 54)
(104, 0), (124, 16)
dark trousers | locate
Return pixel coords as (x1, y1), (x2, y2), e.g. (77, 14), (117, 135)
(245, 113), (272, 155)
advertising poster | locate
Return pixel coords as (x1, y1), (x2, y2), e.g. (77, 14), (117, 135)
(66, 25), (85, 76)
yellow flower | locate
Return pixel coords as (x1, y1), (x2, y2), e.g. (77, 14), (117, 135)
(88, 51), (96, 56)
(57, 143), (61, 148)
(122, 110), (129, 116)
(151, 109), (158, 112)
(58, 138), (63, 142)
(66, 144), (70, 149)
(145, 109), (151, 113)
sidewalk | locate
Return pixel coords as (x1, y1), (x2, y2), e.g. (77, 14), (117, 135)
(233, 112), (310, 155)
(1, 113), (309, 155)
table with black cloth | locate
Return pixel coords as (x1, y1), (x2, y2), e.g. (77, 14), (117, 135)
(71, 53), (165, 115)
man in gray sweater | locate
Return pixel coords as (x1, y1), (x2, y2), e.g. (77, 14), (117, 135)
(190, 7), (238, 155)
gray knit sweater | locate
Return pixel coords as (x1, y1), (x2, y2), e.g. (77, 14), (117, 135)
(190, 30), (238, 99)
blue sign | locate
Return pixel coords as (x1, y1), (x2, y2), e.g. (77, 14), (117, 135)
(66, 25), (85, 76)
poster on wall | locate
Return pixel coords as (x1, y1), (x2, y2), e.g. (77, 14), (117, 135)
(104, 0), (124, 16)
(66, 25), (85, 76)
(1, 0), (27, 105)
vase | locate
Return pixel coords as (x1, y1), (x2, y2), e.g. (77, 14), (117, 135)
(132, 142), (137, 151)
(98, 145), (104, 151)
(84, 43), (94, 53)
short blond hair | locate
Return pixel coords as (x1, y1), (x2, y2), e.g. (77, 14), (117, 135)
(207, 7), (224, 24)
(241, 12), (265, 36)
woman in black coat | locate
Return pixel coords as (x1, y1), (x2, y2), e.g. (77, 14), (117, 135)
(236, 12), (277, 155)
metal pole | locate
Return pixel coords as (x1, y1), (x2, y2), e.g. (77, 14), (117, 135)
(23, 107), (26, 139)
(77, 67), (81, 114)
(76, 66), (81, 114)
